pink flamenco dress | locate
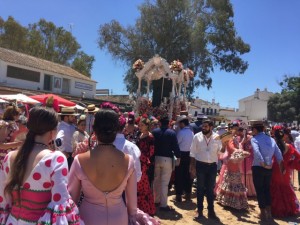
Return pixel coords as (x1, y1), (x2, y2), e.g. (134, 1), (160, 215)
(216, 139), (249, 210)
(69, 155), (160, 225)
(270, 144), (300, 217)
(240, 136), (256, 197)
(214, 149), (229, 195)
(0, 151), (84, 225)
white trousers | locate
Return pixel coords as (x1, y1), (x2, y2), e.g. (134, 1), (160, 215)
(153, 156), (173, 207)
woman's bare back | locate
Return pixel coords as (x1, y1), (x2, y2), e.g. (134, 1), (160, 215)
(78, 145), (129, 193)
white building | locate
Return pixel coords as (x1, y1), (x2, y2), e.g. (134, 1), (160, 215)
(0, 47), (97, 98)
(219, 88), (274, 123)
(189, 98), (220, 117)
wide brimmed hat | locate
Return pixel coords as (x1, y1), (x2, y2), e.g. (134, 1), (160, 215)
(216, 131), (233, 142)
(59, 107), (79, 116)
(176, 115), (188, 123)
(84, 104), (99, 113)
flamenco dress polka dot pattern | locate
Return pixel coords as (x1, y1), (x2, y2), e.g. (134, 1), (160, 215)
(0, 151), (84, 225)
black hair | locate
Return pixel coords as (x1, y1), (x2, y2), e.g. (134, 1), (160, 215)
(274, 129), (285, 155)
(93, 109), (119, 143)
(5, 107), (58, 198)
(283, 127), (294, 143)
(253, 125), (264, 133)
(238, 127), (244, 132)
(160, 118), (169, 127)
(181, 119), (189, 126)
(202, 119), (213, 127)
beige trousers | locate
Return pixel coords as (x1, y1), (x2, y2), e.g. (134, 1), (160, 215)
(153, 156), (173, 207)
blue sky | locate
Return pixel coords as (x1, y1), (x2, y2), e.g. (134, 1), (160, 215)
(1, 0), (300, 108)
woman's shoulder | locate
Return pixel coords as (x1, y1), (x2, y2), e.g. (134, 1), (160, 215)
(43, 150), (68, 166)
(286, 143), (295, 153)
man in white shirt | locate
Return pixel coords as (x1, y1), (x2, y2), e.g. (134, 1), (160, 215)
(113, 117), (142, 182)
(56, 107), (78, 168)
(190, 119), (222, 220)
(175, 115), (194, 202)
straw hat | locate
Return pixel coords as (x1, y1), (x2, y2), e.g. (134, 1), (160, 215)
(216, 131), (233, 142)
(84, 104), (99, 113)
(59, 107), (79, 116)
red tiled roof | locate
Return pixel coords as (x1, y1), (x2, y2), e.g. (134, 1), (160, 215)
(0, 47), (96, 83)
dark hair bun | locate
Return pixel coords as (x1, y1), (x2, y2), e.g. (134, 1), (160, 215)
(93, 109), (119, 143)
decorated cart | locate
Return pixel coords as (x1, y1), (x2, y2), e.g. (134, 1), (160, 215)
(133, 55), (194, 120)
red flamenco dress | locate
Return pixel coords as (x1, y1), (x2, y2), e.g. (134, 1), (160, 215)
(136, 134), (156, 216)
(270, 144), (300, 217)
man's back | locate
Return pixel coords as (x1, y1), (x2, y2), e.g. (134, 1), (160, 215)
(152, 127), (180, 158)
(251, 132), (283, 166)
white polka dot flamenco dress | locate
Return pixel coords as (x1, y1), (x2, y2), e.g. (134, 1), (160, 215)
(0, 151), (84, 225)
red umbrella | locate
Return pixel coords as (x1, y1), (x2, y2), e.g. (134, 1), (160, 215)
(30, 94), (76, 107)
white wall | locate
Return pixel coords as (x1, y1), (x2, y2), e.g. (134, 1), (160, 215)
(0, 60), (96, 98)
(244, 98), (269, 120)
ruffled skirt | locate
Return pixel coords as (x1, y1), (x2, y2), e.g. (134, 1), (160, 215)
(271, 181), (300, 217)
(216, 170), (248, 210)
(241, 174), (256, 197)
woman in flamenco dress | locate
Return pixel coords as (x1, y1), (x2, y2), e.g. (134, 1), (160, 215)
(136, 115), (156, 216)
(237, 127), (256, 197)
(0, 106), (83, 225)
(123, 111), (139, 144)
(0, 104), (23, 165)
(216, 133), (250, 210)
(270, 126), (300, 217)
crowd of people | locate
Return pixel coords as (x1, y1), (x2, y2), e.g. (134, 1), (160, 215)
(0, 100), (299, 224)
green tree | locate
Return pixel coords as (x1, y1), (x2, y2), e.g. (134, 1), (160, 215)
(71, 51), (95, 77)
(27, 19), (80, 64)
(268, 75), (300, 122)
(0, 16), (28, 52)
(0, 16), (95, 77)
(98, 0), (250, 96)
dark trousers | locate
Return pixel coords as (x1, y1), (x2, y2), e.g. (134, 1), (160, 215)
(67, 155), (74, 169)
(196, 161), (217, 212)
(175, 151), (192, 195)
(252, 166), (272, 209)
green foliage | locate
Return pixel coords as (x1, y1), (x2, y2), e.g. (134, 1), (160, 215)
(98, 0), (250, 95)
(0, 16), (28, 51)
(71, 51), (95, 77)
(27, 19), (80, 64)
(0, 16), (94, 77)
(268, 75), (300, 122)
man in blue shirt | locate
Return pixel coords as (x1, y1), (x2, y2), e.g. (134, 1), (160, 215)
(174, 115), (194, 202)
(152, 116), (181, 211)
(250, 120), (284, 221)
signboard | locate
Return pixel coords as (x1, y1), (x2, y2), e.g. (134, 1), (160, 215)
(75, 82), (93, 91)
(96, 89), (109, 95)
